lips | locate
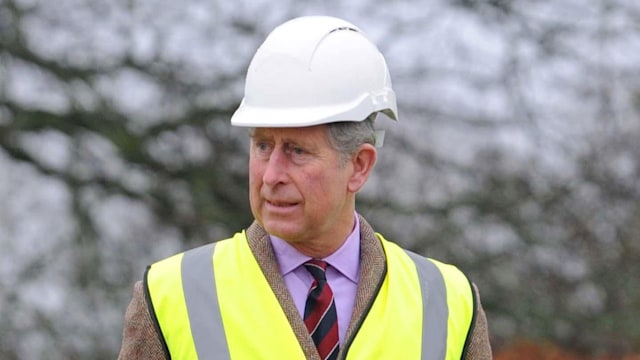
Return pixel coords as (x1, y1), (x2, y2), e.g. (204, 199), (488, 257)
(264, 197), (301, 214)
(266, 200), (298, 207)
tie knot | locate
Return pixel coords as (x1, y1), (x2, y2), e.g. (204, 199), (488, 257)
(304, 259), (328, 282)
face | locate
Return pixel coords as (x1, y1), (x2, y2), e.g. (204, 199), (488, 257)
(249, 125), (358, 251)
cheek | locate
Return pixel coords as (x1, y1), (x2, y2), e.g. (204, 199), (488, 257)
(248, 164), (262, 212)
(248, 168), (264, 208)
(305, 172), (343, 201)
(248, 161), (263, 186)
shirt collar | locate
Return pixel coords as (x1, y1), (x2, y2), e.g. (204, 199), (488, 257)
(269, 213), (361, 283)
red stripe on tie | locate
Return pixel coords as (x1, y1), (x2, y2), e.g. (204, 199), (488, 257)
(303, 259), (339, 360)
(316, 320), (339, 359)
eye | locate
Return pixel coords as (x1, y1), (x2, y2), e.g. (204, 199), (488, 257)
(253, 140), (273, 157)
(284, 144), (307, 157)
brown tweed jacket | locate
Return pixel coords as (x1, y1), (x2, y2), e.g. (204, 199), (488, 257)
(118, 216), (492, 359)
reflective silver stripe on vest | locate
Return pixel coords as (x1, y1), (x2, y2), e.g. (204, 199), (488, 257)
(181, 242), (231, 360)
(405, 250), (449, 360)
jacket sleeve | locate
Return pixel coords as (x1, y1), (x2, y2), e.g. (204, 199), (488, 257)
(463, 283), (493, 360)
(117, 281), (168, 360)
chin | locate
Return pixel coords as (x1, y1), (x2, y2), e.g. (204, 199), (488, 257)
(262, 220), (301, 242)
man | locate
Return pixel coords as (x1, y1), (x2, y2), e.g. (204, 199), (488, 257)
(118, 16), (492, 360)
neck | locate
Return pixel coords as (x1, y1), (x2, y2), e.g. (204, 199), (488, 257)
(287, 212), (356, 259)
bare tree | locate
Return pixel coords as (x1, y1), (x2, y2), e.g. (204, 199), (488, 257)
(1, 0), (639, 358)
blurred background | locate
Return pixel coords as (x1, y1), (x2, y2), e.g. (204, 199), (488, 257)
(1, 0), (639, 358)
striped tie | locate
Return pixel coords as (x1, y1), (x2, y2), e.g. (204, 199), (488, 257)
(303, 259), (339, 360)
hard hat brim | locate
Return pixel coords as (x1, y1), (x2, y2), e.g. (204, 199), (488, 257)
(230, 92), (398, 128)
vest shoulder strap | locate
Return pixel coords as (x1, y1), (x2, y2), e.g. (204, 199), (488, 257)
(378, 235), (475, 360)
(145, 231), (305, 359)
(145, 242), (229, 360)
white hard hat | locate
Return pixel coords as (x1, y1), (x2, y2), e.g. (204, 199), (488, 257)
(230, 16), (398, 127)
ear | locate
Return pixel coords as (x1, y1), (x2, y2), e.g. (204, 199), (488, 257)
(347, 143), (377, 193)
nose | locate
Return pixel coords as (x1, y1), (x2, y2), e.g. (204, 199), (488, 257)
(262, 147), (289, 187)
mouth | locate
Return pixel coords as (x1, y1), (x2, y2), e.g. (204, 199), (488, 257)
(266, 200), (299, 208)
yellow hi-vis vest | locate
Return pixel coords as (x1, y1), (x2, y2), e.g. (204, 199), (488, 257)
(145, 231), (476, 360)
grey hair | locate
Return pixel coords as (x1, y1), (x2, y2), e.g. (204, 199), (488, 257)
(326, 113), (377, 164)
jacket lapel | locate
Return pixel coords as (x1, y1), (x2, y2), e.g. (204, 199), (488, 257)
(245, 222), (320, 360)
(341, 215), (387, 356)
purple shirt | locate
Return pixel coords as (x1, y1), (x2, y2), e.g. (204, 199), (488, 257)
(269, 214), (361, 344)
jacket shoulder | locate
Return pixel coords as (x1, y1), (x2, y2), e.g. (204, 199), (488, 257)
(117, 281), (167, 360)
